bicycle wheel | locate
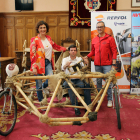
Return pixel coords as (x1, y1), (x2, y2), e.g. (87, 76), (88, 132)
(114, 87), (121, 129)
(0, 90), (17, 136)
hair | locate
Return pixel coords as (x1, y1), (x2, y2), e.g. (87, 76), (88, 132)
(96, 21), (105, 27)
(36, 21), (49, 33)
(68, 45), (77, 51)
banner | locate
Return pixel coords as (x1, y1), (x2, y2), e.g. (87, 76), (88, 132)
(69, 0), (117, 28)
(131, 11), (140, 94)
(91, 11), (131, 93)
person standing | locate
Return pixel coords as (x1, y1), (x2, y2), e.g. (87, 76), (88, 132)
(30, 21), (67, 102)
(85, 21), (117, 107)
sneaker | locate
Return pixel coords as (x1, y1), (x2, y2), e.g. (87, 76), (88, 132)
(107, 100), (112, 108)
(43, 87), (50, 95)
(74, 108), (81, 115)
(41, 105), (46, 111)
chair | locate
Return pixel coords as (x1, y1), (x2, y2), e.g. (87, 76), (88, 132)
(61, 37), (76, 48)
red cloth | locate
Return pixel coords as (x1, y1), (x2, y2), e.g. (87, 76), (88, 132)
(69, 0), (117, 28)
(30, 35), (66, 74)
(87, 33), (117, 66)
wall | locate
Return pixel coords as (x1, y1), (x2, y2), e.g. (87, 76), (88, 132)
(0, 0), (69, 12)
(0, 0), (140, 13)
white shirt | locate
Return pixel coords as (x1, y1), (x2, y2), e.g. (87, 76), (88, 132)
(61, 56), (84, 76)
(41, 38), (52, 61)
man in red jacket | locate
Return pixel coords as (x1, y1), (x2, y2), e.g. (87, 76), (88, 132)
(85, 21), (117, 107)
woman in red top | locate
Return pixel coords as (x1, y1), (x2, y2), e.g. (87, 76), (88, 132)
(30, 21), (66, 102)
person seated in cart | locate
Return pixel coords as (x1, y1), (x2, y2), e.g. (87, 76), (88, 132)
(61, 45), (91, 115)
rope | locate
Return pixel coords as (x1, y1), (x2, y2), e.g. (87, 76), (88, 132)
(39, 114), (50, 124)
(54, 97), (71, 107)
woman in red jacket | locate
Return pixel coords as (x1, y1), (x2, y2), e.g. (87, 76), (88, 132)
(30, 21), (66, 102)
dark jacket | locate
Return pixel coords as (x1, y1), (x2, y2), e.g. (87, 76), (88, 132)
(87, 33), (117, 66)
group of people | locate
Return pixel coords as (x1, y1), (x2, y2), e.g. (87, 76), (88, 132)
(30, 20), (117, 115)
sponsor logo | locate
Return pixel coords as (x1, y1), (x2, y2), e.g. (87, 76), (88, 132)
(114, 22), (125, 26)
(132, 13), (140, 17)
(95, 15), (104, 21)
(84, 0), (101, 12)
(107, 16), (127, 20)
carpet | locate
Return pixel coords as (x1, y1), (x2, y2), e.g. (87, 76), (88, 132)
(0, 94), (140, 140)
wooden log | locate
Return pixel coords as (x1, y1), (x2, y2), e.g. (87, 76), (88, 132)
(44, 79), (62, 116)
(66, 79), (91, 112)
(15, 84), (41, 117)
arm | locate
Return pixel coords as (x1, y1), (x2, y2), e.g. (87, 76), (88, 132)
(46, 36), (67, 52)
(87, 43), (95, 58)
(30, 38), (37, 75)
(110, 37), (117, 69)
(61, 58), (71, 71)
(52, 42), (67, 52)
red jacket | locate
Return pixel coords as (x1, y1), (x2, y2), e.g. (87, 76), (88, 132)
(30, 35), (66, 74)
(87, 33), (117, 66)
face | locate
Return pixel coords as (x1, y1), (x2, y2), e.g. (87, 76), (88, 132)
(96, 22), (105, 34)
(69, 47), (77, 58)
(38, 24), (47, 35)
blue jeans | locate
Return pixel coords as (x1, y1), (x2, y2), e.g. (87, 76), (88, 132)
(35, 59), (53, 101)
(63, 79), (91, 106)
(95, 65), (112, 101)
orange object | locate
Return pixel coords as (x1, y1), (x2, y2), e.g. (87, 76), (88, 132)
(91, 27), (114, 40)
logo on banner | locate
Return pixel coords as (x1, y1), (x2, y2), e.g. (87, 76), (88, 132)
(132, 13), (140, 17)
(114, 22), (125, 26)
(84, 0), (101, 12)
(107, 16), (127, 20)
(95, 15), (104, 21)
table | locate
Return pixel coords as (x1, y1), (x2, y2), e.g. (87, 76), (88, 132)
(0, 57), (15, 90)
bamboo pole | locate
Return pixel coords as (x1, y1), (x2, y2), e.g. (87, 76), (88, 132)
(90, 78), (98, 94)
(83, 83), (107, 117)
(48, 120), (87, 126)
(49, 116), (89, 122)
(66, 79), (91, 112)
(44, 79), (62, 116)
(15, 84), (41, 117)
(18, 74), (107, 80)
(16, 100), (38, 117)
(95, 79), (112, 112)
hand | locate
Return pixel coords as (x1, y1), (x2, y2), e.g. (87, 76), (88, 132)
(83, 56), (88, 59)
(64, 61), (71, 69)
(82, 56), (89, 65)
(33, 68), (37, 75)
(111, 65), (116, 70)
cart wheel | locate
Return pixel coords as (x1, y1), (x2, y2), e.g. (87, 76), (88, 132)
(0, 90), (17, 136)
(114, 87), (121, 129)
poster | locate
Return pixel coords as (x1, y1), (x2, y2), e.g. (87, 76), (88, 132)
(91, 11), (131, 93)
(131, 11), (140, 94)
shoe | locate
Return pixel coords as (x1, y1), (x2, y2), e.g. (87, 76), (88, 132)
(107, 100), (112, 108)
(43, 87), (50, 95)
(74, 108), (81, 115)
(41, 105), (46, 111)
